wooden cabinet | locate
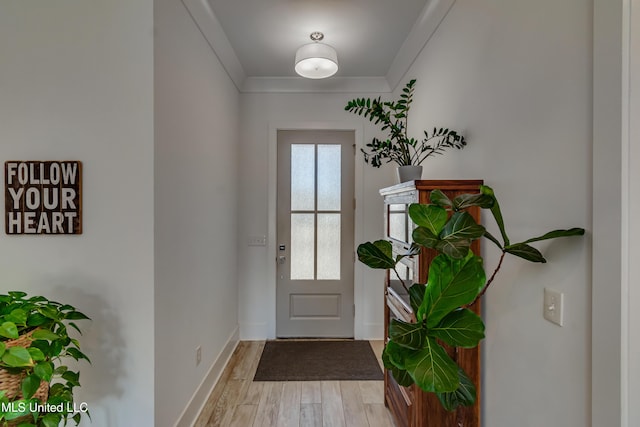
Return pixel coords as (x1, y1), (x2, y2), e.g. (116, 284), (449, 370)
(380, 180), (483, 427)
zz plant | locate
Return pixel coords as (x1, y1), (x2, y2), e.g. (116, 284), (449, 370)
(0, 291), (90, 426)
(345, 79), (467, 167)
(357, 185), (584, 411)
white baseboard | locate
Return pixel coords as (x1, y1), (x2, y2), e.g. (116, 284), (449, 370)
(361, 322), (384, 340)
(174, 326), (239, 427)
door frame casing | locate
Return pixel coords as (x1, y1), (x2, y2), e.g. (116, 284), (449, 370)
(267, 121), (365, 339)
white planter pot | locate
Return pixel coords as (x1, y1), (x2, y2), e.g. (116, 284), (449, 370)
(397, 165), (423, 183)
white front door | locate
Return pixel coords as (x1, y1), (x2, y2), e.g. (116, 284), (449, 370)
(276, 130), (355, 337)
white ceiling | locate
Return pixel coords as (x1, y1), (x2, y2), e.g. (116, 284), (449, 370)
(181, 0), (456, 92)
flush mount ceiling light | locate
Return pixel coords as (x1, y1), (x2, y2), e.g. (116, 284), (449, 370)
(294, 32), (338, 79)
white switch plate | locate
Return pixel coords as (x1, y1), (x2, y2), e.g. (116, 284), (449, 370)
(543, 287), (563, 326)
(248, 235), (266, 246)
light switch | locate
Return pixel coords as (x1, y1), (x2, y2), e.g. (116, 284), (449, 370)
(543, 287), (563, 326)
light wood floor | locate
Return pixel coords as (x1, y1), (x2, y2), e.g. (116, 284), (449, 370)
(194, 340), (397, 427)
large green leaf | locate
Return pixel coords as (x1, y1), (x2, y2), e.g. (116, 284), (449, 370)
(452, 193), (494, 211)
(62, 370), (80, 387)
(37, 306), (61, 321)
(49, 339), (63, 357)
(504, 243), (546, 263)
(436, 368), (477, 411)
(27, 347), (45, 362)
(65, 311), (91, 321)
(66, 347), (91, 363)
(4, 309), (28, 325)
(31, 329), (60, 341)
(412, 227), (439, 249)
(408, 204), (447, 235)
(383, 340), (407, 370)
(26, 312), (48, 327)
(21, 374), (41, 400)
(0, 321), (19, 339)
(409, 283), (426, 315)
(389, 365), (414, 387)
(480, 185), (509, 246)
(420, 253), (486, 328)
(439, 212), (485, 242)
(2, 346), (33, 367)
(483, 230), (503, 250)
(357, 240), (395, 269)
(42, 413), (63, 427)
(29, 340), (50, 358)
(404, 337), (460, 393)
(435, 237), (473, 259)
(389, 319), (426, 350)
(504, 228), (585, 263)
(429, 309), (485, 348)
(34, 361), (54, 382)
(429, 190), (452, 208)
(8, 291), (27, 299)
(520, 227), (585, 244)
(382, 347), (414, 387)
(436, 212), (485, 259)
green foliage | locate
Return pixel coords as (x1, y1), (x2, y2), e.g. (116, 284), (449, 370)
(0, 292), (90, 426)
(357, 185), (584, 411)
(344, 79), (467, 167)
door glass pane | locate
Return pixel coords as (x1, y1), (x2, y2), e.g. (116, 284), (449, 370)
(317, 214), (340, 280)
(290, 214), (315, 280)
(291, 144), (315, 211)
(317, 144), (341, 211)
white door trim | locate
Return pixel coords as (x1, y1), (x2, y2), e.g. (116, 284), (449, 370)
(267, 121), (365, 339)
(593, 1), (638, 426)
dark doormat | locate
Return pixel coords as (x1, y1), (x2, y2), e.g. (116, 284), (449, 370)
(253, 340), (383, 381)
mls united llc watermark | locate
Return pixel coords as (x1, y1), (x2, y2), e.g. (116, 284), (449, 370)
(1, 401), (89, 414)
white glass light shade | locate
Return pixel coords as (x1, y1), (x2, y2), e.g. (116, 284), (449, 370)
(294, 43), (338, 79)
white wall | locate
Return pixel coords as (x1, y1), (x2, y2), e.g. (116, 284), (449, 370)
(0, 1), (155, 426)
(629, 3), (640, 424)
(154, 0), (241, 425)
(238, 92), (395, 340)
(402, 0), (591, 426)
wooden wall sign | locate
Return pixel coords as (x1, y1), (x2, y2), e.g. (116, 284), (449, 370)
(5, 161), (82, 235)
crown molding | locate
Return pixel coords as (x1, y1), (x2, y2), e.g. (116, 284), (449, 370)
(181, 0), (246, 91)
(242, 76), (391, 94)
(181, 0), (456, 94)
(385, 0), (457, 91)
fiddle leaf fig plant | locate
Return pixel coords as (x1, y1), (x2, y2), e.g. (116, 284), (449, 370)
(0, 291), (90, 426)
(357, 185), (584, 411)
(345, 79), (467, 167)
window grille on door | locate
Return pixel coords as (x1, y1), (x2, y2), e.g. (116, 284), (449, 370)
(289, 144), (341, 281)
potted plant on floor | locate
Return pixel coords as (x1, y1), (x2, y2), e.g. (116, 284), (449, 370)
(357, 185), (584, 410)
(0, 291), (90, 426)
(344, 79), (467, 182)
